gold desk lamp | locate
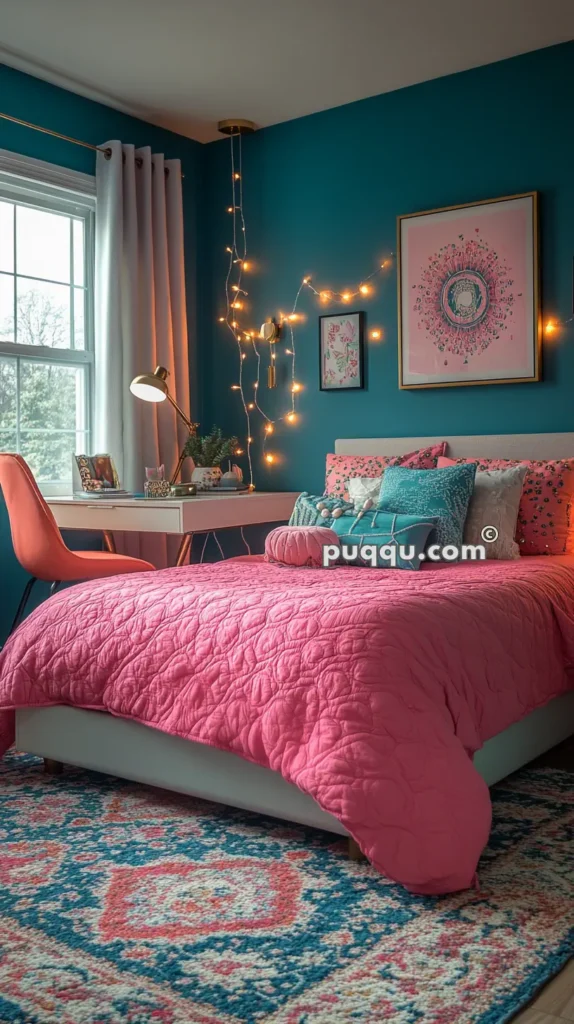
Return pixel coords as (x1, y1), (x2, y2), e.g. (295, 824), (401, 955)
(130, 366), (198, 485)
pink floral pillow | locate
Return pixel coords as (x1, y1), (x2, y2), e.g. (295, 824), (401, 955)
(438, 456), (574, 555)
(325, 443), (447, 499)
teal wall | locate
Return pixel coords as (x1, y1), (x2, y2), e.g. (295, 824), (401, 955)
(202, 42), (574, 495)
(0, 63), (203, 640)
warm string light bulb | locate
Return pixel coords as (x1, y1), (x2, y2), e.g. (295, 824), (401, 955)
(265, 423), (274, 434)
(545, 320), (557, 336)
(370, 328), (382, 341)
(292, 382), (302, 393)
(359, 284), (370, 295)
(265, 453), (275, 464)
(286, 412), (297, 424)
(341, 292), (351, 303)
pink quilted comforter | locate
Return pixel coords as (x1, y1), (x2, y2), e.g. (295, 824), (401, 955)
(1, 555), (574, 895)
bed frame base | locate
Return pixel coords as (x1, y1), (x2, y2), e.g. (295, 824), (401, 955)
(16, 692), (574, 841)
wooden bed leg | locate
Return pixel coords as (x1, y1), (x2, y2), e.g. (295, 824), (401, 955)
(43, 758), (63, 775)
(348, 837), (366, 862)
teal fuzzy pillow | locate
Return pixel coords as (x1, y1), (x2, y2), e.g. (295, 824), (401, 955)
(330, 510), (437, 570)
(378, 464), (477, 551)
(289, 492), (354, 527)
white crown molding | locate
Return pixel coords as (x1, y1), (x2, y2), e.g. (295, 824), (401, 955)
(0, 146), (95, 197)
(0, 45), (198, 142)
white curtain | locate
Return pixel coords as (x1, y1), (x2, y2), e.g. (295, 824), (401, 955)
(94, 142), (191, 566)
(94, 141), (190, 495)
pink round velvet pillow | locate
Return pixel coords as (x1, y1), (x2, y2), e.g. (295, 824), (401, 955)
(265, 525), (338, 567)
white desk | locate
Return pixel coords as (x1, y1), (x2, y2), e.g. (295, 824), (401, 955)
(47, 491), (299, 566)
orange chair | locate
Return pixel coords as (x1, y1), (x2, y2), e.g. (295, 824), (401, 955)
(0, 454), (154, 634)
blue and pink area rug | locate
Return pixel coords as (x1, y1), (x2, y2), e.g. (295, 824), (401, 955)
(0, 751), (572, 1023)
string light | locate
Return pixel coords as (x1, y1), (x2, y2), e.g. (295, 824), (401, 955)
(219, 139), (397, 480)
(543, 315), (574, 337)
(370, 328), (382, 340)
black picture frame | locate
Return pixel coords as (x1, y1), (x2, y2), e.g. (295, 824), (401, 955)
(319, 311), (365, 391)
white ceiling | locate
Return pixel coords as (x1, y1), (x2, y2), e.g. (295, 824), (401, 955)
(1, 0), (573, 143)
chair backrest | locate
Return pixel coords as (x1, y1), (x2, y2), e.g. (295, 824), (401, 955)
(0, 453), (70, 580)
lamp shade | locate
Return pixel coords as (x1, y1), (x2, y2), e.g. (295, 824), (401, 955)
(130, 366), (169, 403)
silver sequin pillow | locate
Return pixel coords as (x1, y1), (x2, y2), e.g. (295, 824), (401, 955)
(347, 476), (384, 512)
(464, 465), (528, 559)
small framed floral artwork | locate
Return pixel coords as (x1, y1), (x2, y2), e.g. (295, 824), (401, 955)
(319, 311), (365, 391)
(398, 191), (540, 389)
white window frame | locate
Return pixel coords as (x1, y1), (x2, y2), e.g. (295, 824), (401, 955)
(0, 150), (96, 495)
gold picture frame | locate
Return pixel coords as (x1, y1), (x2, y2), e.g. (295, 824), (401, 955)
(397, 191), (541, 389)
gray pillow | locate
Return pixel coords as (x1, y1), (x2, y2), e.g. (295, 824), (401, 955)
(464, 465), (527, 559)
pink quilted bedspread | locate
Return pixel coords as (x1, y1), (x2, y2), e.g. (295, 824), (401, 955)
(1, 555), (574, 895)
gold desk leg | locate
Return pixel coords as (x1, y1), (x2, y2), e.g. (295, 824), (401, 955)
(103, 530), (117, 553)
(348, 838), (366, 862)
(44, 758), (63, 775)
(175, 533), (193, 567)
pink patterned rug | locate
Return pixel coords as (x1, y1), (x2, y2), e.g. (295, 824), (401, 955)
(0, 751), (572, 1023)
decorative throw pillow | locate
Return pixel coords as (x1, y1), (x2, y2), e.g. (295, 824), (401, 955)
(265, 526), (338, 567)
(378, 464), (477, 552)
(347, 476), (384, 512)
(325, 442), (447, 499)
(438, 456), (574, 556)
(437, 459), (526, 559)
(330, 510), (437, 570)
(289, 492), (354, 527)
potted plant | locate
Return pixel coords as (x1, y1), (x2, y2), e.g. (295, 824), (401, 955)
(183, 427), (239, 490)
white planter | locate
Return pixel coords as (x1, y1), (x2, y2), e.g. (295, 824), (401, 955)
(191, 466), (222, 491)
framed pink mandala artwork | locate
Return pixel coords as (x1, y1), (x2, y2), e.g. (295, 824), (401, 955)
(319, 311), (365, 391)
(398, 192), (540, 389)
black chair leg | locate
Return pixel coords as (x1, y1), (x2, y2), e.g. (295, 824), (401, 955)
(9, 577), (37, 635)
(50, 581), (61, 596)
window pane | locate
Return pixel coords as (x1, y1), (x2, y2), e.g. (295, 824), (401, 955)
(0, 356), (17, 430)
(0, 275), (14, 343)
(20, 430), (77, 484)
(73, 219), (84, 287)
(16, 278), (70, 348)
(0, 430), (17, 453)
(0, 202), (14, 273)
(20, 362), (85, 432)
(16, 204), (70, 284)
(73, 287), (85, 349)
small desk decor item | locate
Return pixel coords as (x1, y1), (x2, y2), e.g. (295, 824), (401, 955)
(144, 466), (171, 499)
(398, 191), (540, 389)
(220, 464), (245, 490)
(74, 454), (123, 493)
(183, 427), (239, 490)
(319, 312), (364, 391)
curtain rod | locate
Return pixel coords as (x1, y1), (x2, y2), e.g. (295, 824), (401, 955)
(0, 112), (183, 176)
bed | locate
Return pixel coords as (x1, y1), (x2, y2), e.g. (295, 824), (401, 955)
(2, 432), (574, 895)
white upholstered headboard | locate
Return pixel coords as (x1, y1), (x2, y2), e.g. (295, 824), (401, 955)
(335, 433), (574, 461)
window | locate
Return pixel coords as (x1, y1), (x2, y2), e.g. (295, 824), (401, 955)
(0, 168), (95, 494)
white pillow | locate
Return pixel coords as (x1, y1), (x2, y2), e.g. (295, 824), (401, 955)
(464, 465), (528, 559)
(347, 476), (384, 512)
